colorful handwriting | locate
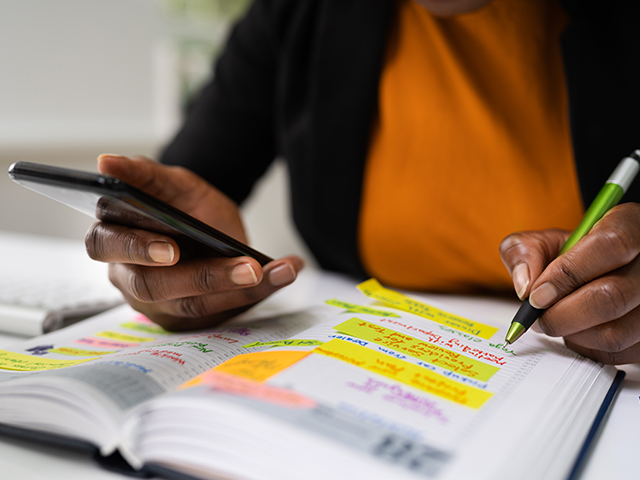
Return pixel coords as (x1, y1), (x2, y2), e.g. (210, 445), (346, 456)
(50, 347), (113, 357)
(117, 349), (186, 365)
(120, 322), (169, 335)
(75, 337), (136, 349)
(335, 318), (500, 381)
(380, 319), (506, 364)
(488, 342), (516, 355)
(357, 279), (499, 340)
(325, 299), (401, 317)
(313, 340), (492, 408)
(94, 360), (152, 374)
(0, 350), (94, 371)
(152, 341), (214, 353)
(95, 331), (155, 343)
(327, 335), (369, 346)
(242, 339), (324, 349)
(347, 377), (449, 423)
(174, 332), (239, 344)
(213, 350), (311, 382)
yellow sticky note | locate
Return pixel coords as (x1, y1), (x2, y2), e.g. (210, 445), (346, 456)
(335, 318), (499, 381)
(325, 299), (401, 317)
(313, 339), (492, 408)
(95, 331), (155, 343)
(0, 350), (95, 371)
(49, 347), (114, 357)
(357, 279), (499, 340)
(213, 350), (311, 382)
(242, 339), (324, 349)
(120, 322), (170, 335)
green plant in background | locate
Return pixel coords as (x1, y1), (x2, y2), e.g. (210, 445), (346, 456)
(161, 0), (252, 109)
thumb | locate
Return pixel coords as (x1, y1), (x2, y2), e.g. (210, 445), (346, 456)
(499, 229), (569, 299)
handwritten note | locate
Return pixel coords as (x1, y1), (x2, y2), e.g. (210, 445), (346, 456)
(49, 347), (114, 357)
(313, 339), (492, 408)
(335, 318), (499, 381)
(357, 279), (499, 339)
(214, 351), (311, 382)
(325, 299), (401, 317)
(242, 340), (324, 349)
(75, 337), (136, 349)
(95, 331), (155, 343)
(0, 350), (95, 371)
(119, 322), (170, 335)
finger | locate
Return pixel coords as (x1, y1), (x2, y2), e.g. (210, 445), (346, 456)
(96, 154), (247, 242)
(97, 154), (204, 207)
(116, 256), (304, 331)
(537, 258), (640, 337)
(528, 204), (640, 309)
(565, 337), (640, 365)
(499, 229), (568, 299)
(86, 222), (180, 266)
(109, 256), (264, 303)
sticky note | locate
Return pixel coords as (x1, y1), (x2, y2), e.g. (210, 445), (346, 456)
(357, 279), (499, 340)
(213, 350), (311, 382)
(0, 350), (95, 371)
(242, 339), (324, 349)
(75, 337), (137, 349)
(120, 322), (170, 335)
(49, 347), (114, 357)
(335, 318), (499, 381)
(325, 299), (401, 317)
(95, 331), (155, 343)
(181, 371), (317, 408)
(313, 339), (492, 408)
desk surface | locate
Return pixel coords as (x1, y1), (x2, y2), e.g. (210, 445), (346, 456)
(0, 268), (638, 480)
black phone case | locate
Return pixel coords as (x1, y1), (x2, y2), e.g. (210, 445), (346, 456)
(8, 161), (273, 266)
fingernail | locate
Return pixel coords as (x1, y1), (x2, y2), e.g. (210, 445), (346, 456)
(512, 263), (530, 300)
(148, 242), (174, 264)
(529, 283), (558, 309)
(269, 264), (296, 287)
(230, 263), (258, 286)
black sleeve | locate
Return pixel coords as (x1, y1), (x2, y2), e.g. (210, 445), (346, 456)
(159, 0), (280, 205)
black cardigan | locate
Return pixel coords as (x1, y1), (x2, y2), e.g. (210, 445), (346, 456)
(161, 0), (640, 280)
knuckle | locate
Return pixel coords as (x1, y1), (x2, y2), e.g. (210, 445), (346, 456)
(591, 282), (628, 321)
(174, 296), (210, 319)
(600, 225), (635, 262)
(85, 223), (106, 260)
(126, 266), (156, 303)
(593, 324), (626, 353)
(191, 265), (218, 294)
(555, 259), (585, 291)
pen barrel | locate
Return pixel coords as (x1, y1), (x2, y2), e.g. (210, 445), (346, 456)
(559, 183), (624, 255)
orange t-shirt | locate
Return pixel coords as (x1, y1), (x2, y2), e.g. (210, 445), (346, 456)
(359, 0), (583, 293)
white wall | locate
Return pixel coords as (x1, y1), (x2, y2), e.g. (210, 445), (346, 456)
(0, 0), (315, 265)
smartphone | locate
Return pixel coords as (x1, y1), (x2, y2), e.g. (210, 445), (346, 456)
(7, 161), (273, 266)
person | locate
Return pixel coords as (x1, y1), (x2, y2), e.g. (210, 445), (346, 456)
(85, 0), (640, 365)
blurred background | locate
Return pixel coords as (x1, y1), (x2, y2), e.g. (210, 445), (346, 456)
(0, 0), (314, 264)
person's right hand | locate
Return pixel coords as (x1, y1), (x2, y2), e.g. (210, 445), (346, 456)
(85, 154), (304, 331)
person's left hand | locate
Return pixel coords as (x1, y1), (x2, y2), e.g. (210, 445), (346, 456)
(500, 202), (640, 364)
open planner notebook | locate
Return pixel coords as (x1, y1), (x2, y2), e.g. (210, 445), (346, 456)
(0, 278), (622, 480)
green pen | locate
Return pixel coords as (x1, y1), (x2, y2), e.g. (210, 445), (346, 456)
(504, 150), (640, 345)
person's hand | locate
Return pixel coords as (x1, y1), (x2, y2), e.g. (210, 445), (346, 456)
(85, 154), (304, 331)
(500, 203), (640, 364)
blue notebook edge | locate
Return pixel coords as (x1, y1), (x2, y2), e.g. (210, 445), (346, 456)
(566, 369), (626, 480)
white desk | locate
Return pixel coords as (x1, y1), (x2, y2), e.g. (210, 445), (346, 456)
(0, 268), (638, 479)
